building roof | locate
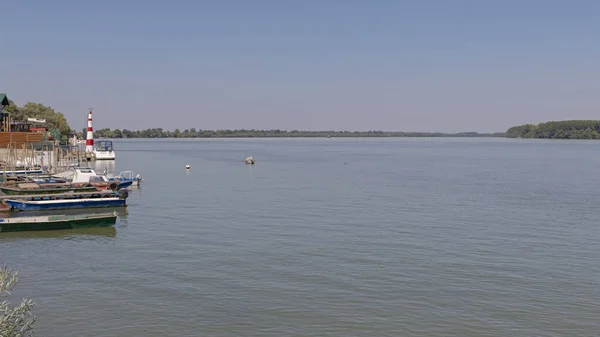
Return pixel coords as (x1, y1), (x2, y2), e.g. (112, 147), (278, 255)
(0, 94), (8, 106)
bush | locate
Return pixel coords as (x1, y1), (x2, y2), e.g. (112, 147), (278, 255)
(0, 265), (35, 337)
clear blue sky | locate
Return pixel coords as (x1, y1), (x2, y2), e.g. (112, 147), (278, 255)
(1, 0), (599, 132)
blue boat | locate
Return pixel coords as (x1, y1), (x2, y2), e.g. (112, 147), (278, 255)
(118, 180), (133, 189)
(5, 197), (126, 211)
(106, 171), (143, 186)
(4, 190), (129, 211)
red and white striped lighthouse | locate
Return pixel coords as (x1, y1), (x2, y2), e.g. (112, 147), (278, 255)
(85, 109), (94, 153)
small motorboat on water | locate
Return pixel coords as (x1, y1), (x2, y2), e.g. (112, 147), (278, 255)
(105, 171), (143, 186)
(52, 167), (132, 190)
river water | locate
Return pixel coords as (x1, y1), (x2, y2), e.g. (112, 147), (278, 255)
(1, 138), (599, 336)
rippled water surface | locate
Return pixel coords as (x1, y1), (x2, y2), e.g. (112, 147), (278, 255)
(1, 138), (600, 336)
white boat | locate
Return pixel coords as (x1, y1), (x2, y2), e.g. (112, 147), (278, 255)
(93, 140), (116, 160)
(53, 167), (133, 189)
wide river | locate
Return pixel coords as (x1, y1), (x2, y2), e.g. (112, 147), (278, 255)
(1, 138), (599, 336)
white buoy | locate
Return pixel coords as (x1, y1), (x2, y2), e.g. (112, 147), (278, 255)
(185, 164), (190, 169)
(245, 157), (255, 165)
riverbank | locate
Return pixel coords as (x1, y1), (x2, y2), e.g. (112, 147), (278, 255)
(89, 128), (506, 139)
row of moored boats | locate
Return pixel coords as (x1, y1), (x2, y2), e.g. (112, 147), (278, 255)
(0, 167), (142, 232)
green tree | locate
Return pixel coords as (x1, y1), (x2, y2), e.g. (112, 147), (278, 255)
(0, 265), (35, 336)
(111, 129), (122, 138)
(3, 100), (24, 121)
(506, 120), (600, 140)
(122, 129), (134, 138)
(18, 102), (71, 140)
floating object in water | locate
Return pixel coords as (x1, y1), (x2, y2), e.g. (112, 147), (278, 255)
(245, 157), (255, 165)
(185, 164), (190, 169)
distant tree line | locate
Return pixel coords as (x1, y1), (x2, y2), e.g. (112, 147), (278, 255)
(505, 120), (600, 139)
(81, 128), (505, 139)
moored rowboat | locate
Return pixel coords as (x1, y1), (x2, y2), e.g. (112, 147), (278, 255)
(3, 189), (129, 211)
(0, 212), (117, 232)
(5, 197), (127, 211)
(0, 183), (99, 195)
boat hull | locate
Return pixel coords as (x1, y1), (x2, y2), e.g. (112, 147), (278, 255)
(94, 150), (115, 160)
(0, 186), (98, 195)
(0, 169), (44, 175)
(0, 215), (117, 232)
(91, 180), (131, 191)
(108, 178), (139, 186)
(5, 197), (127, 211)
(119, 181), (133, 188)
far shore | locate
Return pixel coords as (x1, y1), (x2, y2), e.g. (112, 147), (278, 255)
(86, 129), (506, 139)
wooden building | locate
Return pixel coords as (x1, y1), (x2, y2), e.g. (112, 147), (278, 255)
(0, 93), (45, 148)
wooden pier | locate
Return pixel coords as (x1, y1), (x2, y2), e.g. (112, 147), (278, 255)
(0, 141), (98, 177)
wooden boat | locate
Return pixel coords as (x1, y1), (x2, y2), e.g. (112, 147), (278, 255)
(0, 212), (117, 232)
(0, 182), (99, 195)
(87, 175), (133, 191)
(0, 203), (11, 213)
(4, 189), (129, 211)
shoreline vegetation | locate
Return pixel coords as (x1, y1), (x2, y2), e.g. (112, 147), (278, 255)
(505, 120), (600, 139)
(88, 121), (600, 140)
(88, 128), (506, 139)
(7, 99), (600, 140)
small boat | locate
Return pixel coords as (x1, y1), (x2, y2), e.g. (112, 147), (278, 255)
(0, 182), (98, 196)
(63, 167), (132, 190)
(5, 196), (127, 211)
(0, 212), (117, 232)
(0, 169), (44, 176)
(93, 140), (116, 160)
(106, 171), (143, 186)
(4, 190), (129, 211)
(88, 175), (133, 190)
(27, 176), (70, 184)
